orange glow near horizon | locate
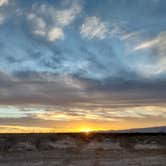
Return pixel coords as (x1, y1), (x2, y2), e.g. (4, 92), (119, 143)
(0, 105), (166, 133)
(78, 127), (99, 133)
(0, 119), (166, 133)
(79, 128), (92, 133)
(0, 124), (111, 133)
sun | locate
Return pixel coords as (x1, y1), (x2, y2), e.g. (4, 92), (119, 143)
(79, 127), (94, 133)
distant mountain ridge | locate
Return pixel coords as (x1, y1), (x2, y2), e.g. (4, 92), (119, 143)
(111, 126), (166, 133)
(96, 126), (166, 133)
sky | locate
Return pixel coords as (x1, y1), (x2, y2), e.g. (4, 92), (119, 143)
(0, 0), (166, 133)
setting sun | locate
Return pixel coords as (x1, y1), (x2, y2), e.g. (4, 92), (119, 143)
(78, 126), (103, 133)
(80, 128), (92, 133)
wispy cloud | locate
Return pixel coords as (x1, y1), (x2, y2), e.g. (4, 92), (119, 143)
(0, 0), (9, 24)
(0, 125), (57, 133)
(0, 105), (165, 132)
(55, 2), (82, 27)
(27, 1), (82, 42)
(0, 0), (8, 7)
(0, 13), (5, 24)
(132, 31), (166, 76)
(132, 31), (166, 57)
(80, 16), (109, 40)
(133, 39), (158, 51)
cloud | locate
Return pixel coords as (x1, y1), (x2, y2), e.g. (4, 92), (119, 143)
(80, 16), (109, 40)
(0, 0), (8, 7)
(0, 104), (165, 132)
(0, 0), (9, 24)
(27, 12), (63, 42)
(33, 105), (166, 122)
(55, 3), (82, 26)
(133, 31), (166, 56)
(0, 70), (166, 109)
(0, 13), (5, 24)
(27, 1), (82, 42)
(132, 31), (166, 76)
(121, 31), (142, 41)
(0, 71), (89, 106)
(133, 35), (162, 51)
(27, 13), (47, 37)
(0, 125), (57, 133)
(47, 27), (64, 42)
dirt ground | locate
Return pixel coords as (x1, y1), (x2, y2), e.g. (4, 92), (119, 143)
(0, 149), (166, 166)
(0, 133), (165, 166)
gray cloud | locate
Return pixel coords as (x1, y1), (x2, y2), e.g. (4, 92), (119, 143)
(0, 71), (166, 108)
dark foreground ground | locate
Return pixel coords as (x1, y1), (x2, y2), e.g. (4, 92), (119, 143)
(0, 133), (166, 166)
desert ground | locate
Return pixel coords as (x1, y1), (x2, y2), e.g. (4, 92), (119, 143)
(0, 133), (165, 166)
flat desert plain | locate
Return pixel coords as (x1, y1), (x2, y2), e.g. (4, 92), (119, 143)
(0, 133), (165, 166)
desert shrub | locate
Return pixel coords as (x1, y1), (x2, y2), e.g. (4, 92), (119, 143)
(2, 137), (17, 152)
(32, 137), (41, 150)
(118, 136), (136, 150)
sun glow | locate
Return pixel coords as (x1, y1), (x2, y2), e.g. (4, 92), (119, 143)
(80, 128), (91, 133)
(78, 126), (100, 133)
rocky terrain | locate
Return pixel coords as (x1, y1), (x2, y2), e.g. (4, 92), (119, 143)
(0, 133), (165, 166)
